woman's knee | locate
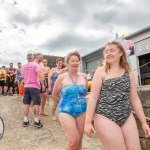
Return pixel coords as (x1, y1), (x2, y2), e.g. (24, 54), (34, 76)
(68, 134), (80, 147)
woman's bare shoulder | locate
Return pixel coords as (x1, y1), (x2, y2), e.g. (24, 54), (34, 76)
(79, 72), (87, 79)
(95, 66), (105, 75)
(51, 67), (56, 71)
(58, 72), (67, 79)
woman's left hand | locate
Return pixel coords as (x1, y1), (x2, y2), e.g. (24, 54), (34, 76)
(142, 123), (150, 138)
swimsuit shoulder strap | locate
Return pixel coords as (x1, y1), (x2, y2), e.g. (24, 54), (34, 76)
(67, 70), (78, 85)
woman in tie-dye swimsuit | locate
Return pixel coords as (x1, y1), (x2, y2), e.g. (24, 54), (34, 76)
(52, 51), (88, 150)
(58, 71), (87, 118)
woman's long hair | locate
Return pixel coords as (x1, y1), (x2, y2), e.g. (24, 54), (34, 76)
(104, 41), (131, 73)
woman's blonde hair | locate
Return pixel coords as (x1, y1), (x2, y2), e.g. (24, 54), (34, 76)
(104, 41), (131, 73)
(66, 51), (81, 64)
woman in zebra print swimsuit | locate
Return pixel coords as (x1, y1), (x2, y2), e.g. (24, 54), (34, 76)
(84, 41), (150, 150)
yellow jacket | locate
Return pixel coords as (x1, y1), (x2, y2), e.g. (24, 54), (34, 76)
(0, 69), (6, 81)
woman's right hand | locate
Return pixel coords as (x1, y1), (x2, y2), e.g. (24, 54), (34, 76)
(84, 122), (96, 138)
(142, 122), (150, 138)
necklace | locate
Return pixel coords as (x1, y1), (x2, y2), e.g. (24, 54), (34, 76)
(68, 70), (78, 84)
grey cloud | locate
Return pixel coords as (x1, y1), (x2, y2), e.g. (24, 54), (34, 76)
(93, 0), (150, 30)
(39, 32), (110, 55)
(10, 9), (51, 26)
(10, 11), (30, 25)
(10, 0), (150, 31)
(1, 0), (150, 66)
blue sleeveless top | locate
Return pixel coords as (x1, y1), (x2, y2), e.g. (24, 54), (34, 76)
(58, 84), (87, 117)
(51, 72), (59, 89)
(17, 69), (23, 82)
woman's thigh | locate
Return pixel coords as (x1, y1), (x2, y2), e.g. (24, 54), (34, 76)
(59, 113), (79, 140)
(121, 113), (141, 150)
(76, 113), (86, 139)
(94, 114), (126, 150)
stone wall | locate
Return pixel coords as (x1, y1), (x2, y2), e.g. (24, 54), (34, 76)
(136, 85), (150, 150)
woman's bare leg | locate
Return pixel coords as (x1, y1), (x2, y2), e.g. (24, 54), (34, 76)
(59, 113), (80, 150)
(121, 113), (141, 150)
(94, 114), (127, 150)
(51, 98), (58, 120)
(76, 113), (86, 150)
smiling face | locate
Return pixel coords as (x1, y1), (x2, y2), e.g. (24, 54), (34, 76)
(56, 60), (63, 69)
(104, 44), (123, 65)
(104, 41), (131, 73)
(68, 55), (80, 70)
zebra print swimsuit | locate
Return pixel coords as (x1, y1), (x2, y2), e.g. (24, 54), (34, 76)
(95, 72), (132, 126)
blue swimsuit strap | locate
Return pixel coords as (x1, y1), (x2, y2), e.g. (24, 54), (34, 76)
(67, 70), (78, 85)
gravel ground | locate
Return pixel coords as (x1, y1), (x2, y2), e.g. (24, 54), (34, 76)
(0, 95), (103, 150)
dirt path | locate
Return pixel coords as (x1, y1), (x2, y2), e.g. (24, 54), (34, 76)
(0, 95), (103, 150)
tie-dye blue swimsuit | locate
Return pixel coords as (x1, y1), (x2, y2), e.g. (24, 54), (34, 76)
(58, 84), (87, 118)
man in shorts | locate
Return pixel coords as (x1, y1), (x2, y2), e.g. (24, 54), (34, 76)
(35, 53), (48, 116)
(4, 63), (16, 96)
(41, 59), (50, 105)
(22, 53), (45, 128)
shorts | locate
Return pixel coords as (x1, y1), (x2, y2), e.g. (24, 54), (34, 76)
(0, 80), (6, 86)
(23, 88), (41, 105)
(45, 78), (48, 88)
(6, 79), (15, 87)
(40, 80), (47, 93)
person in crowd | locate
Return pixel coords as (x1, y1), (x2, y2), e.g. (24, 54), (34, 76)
(91, 70), (95, 79)
(85, 70), (92, 81)
(16, 62), (23, 97)
(48, 58), (63, 120)
(22, 53), (44, 128)
(52, 51), (88, 150)
(4, 63), (16, 96)
(0, 66), (6, 95)
(35, 53), (48, 116)
(59, 56), (69, 74)
(84, 41), (150, 150)
(41, 59), (50, 105)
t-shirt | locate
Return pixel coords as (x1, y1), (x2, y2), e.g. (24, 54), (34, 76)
(0, 69), (6, 81)
(22, 62), (41, 90)
(7, 68), (16, 81)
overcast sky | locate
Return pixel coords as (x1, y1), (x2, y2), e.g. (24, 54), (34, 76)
(0, 0), (150, 67)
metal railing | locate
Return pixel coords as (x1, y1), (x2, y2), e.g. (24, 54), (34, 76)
(132, 61), (150, 71)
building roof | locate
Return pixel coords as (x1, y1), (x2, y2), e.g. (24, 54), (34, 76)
(82, 46), (104, 58)
(125, 26), (150, 39)
(82, 26), (150, 58)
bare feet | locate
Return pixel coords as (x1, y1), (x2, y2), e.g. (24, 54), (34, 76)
(51, 116), (57, 121)
(18, 95), (22, 99)
(47, 102), (51, 105)
(40, 113), (49, 116)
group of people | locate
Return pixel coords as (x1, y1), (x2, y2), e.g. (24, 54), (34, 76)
(1, 40), (150, 150)
(21, 53), (66, 127)
(51, 46), (150, 150)
(0, 62), (23, 97)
